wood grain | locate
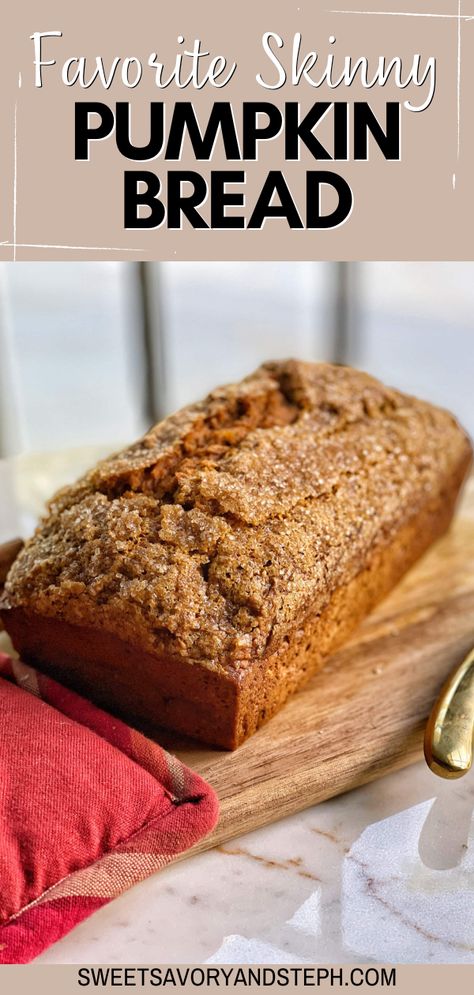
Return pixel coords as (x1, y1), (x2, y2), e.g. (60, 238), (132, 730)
(1, 485), (473, 854)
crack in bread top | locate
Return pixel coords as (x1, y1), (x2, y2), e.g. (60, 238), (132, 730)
(3, 361), (470, 670)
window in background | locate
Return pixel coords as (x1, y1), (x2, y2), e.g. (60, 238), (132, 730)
(2, 262), (144, 454)
(352, 263), (474, 437)
(160, 262), (336, 411)
(1, 261), (472, 457)
(1, 261), (337, 456)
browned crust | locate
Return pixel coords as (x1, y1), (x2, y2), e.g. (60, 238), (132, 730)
(2, 450), (469, 749)
(4, 361), (472, 674)
(232, 460), (469, 745)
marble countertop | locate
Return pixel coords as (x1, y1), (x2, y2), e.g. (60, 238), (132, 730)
(1, 451), (473, 966)
(34, 761), (474, 965)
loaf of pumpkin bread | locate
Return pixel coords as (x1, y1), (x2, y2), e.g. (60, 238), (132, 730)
(1, 361), (471, 748)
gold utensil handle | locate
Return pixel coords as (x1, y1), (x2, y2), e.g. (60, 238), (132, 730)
(424, 647), (474, 778)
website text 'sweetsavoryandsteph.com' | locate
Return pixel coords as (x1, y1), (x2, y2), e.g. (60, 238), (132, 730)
(76, 966), (398, 988)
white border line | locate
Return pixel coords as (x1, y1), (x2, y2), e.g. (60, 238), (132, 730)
(330, 9), (474, 18)
(9, 6), (472, 251)
(457, 0), (462, 158)
(0, 241), (144, 252)
(13, 103), (18, 262)
(329, 4), (474, 191)
(7, 87), (143, 258)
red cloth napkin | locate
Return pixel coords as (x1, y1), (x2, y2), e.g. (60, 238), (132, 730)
(0, 652), (219, 964)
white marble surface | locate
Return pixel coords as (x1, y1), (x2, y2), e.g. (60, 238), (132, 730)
(1, 453), (474, 965)
(35, 762), (474, 965)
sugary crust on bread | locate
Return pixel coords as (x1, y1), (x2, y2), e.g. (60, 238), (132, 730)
(1, 448), (469, 749)
(2, 361), (472, 679)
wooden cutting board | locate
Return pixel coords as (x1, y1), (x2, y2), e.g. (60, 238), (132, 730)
(167, 477), (474, 852)
(2, 479), (474, 853)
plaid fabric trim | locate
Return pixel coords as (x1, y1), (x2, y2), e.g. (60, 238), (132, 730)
(0, 652), (219, 964)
